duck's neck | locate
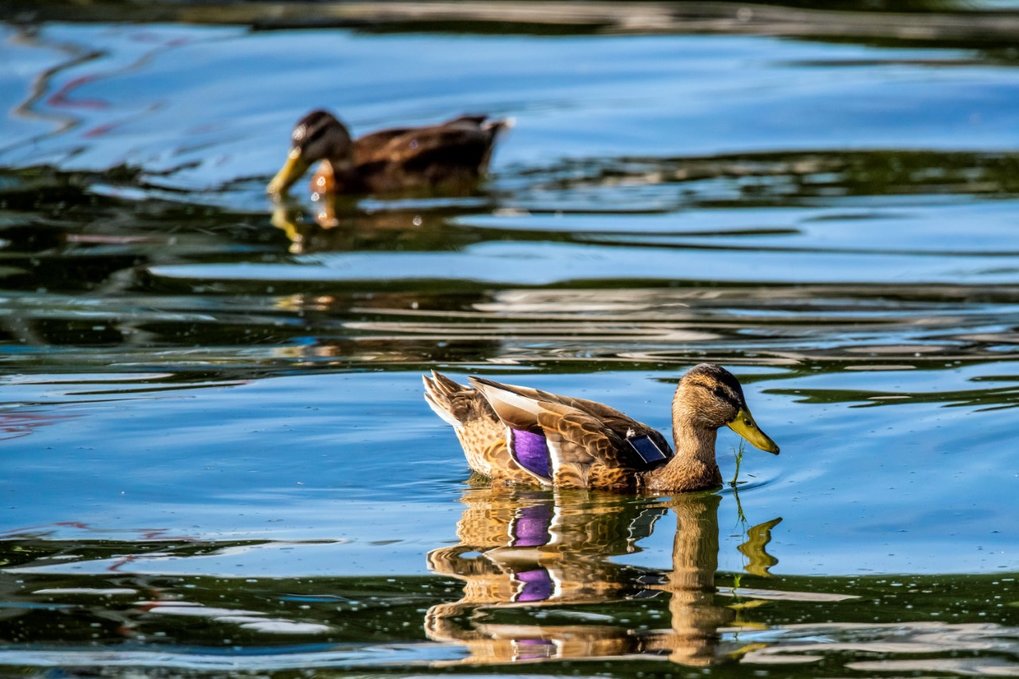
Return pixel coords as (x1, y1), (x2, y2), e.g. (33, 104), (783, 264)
(644, 407), (721, 492)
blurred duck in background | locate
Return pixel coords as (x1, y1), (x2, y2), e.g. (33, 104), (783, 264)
(267, 110), (511, 197)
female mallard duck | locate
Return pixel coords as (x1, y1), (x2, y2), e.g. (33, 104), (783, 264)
(267, 110), (510, 197)
(423, 363), (779, 492)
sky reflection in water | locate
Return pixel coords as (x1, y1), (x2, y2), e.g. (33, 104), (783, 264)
(1, 3), (1018, 675)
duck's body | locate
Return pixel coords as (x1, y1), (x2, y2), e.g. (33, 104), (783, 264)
(268, 111), (510, 197)
(423, 364), (779, 493)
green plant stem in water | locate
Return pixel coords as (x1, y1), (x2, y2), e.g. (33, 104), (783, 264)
(730, 440), (745, 488)
(732, 479), (748, 525)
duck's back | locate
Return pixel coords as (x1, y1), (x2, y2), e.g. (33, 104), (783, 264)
(354, 115), (508, 193)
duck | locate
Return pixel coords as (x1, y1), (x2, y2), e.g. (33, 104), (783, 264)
(422, 363), (779, 492)
(266, 110), (510, 197)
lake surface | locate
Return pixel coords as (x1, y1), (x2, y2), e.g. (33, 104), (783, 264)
(2, 1), (1019, 675)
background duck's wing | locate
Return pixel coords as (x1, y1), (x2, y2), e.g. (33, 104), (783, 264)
(357, 116), (506, 183)
(470, 377), (673, 489)
(353, 127), (414, 162)
(356, 116), (488, 160)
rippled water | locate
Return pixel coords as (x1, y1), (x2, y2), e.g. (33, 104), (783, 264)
(2, 2), (1019, 675)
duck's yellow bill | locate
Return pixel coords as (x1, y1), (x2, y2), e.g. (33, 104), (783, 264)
(727, 407), (780, 454)
(267, 148), (310, 196)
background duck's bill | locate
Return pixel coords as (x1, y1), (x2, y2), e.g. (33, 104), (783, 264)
(267, 148), (310, 195)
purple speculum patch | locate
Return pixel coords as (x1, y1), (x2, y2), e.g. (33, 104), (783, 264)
(510, 428), (551, 479)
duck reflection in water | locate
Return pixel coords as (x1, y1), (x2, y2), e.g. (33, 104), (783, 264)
(425, 487), (781, 667)
(269, 195), (485, 255)
(269, 198), (383, 255)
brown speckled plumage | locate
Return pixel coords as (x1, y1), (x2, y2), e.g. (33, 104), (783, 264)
(423, 364), (780, 493)
(422, 371), (534, 485)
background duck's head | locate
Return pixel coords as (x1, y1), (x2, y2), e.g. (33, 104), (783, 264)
(673, 363), (780, 454)
(267, 110), (354, 196)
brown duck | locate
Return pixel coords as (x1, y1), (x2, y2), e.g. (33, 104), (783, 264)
(423, 363), (779, 492)
(267, 110), (510, 196)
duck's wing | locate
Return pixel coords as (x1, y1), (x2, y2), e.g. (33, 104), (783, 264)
(356, 116), (507, 187)
(469, 377), (673, 489)
(353, 126), (414, 162)
(355, 116), (488, 160)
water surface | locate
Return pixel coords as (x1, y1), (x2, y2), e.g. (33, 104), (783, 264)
(1, 2), (1018, 675)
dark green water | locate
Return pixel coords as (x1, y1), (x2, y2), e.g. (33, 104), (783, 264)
(2, 2), (1019, 675)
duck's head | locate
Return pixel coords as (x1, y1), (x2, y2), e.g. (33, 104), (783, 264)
(674, 363), (780, 454)
(267, 110), (354, 196)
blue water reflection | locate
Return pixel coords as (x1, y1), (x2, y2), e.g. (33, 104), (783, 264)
(2, 367), (1015, 575)
(1, 5), (1019, 674)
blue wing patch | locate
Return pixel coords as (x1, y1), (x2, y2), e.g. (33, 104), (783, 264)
(627, 434), (671, 465)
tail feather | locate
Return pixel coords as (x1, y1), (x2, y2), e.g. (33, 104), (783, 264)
(423, 371), (468, 428)
(430, 370), (464, 397)
(483, 116), (515, 136)
(478, 117), (512, 173)
(424, 371), (537, 484)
